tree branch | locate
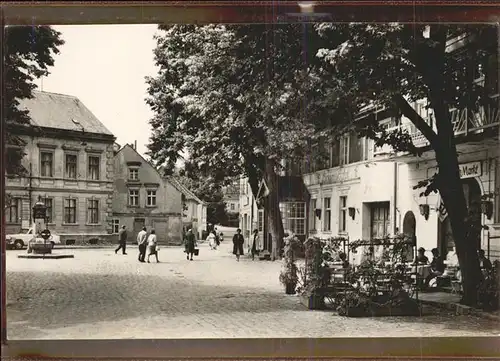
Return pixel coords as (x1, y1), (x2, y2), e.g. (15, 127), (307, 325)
(392, 94), (438, 149)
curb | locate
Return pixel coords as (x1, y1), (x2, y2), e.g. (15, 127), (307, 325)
(418, 299), (500, 322)
(53, 245), (185, 250)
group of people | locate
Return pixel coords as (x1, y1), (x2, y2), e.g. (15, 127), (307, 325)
(115, 225), (159, 263)
(114, 224), (263, 263)
(414, 246), (493, 289)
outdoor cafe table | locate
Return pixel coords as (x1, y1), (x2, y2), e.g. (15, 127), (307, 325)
(411, 264), (431, 278)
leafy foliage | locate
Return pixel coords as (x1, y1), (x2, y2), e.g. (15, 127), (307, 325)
(145, 24), (346, 189)
(5, 26), (64, 175)
(172, 163), (229, 226)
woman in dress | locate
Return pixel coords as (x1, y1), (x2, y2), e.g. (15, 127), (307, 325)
(185, 228), (196, 261)
(232, 228), (245, 262)
(207, 231), (217, 250)
(251, 229), (260, 261)
(146, 229), (160, 263)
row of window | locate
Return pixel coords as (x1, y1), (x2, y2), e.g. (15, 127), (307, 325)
(5, 197), (101, 225)
(40, 151), (101, 180)
(310, 196), (348, 234)
(128, 189), (157, 207)
(285, 133), (371, 176)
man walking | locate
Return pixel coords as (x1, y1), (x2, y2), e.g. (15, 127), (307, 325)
(137, 226), (148, 262)
(115, 225), (128, 255)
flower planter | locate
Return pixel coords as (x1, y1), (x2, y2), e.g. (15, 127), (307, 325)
(300, 292), (325, 310)
(285, 283), (296, 295)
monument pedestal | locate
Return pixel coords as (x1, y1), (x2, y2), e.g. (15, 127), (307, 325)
(19, 240), (74, 259)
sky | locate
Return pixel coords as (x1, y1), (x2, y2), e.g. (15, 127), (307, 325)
(34, 25), (159, 157)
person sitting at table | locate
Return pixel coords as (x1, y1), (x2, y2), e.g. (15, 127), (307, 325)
(424, 248), (445, 288)
(478, 249), (492, 272)
(413, 247), (429, 265)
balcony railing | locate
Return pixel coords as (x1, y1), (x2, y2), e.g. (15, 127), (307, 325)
(373, 97), (499, 156)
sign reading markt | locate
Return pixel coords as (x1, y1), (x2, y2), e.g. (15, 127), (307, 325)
(458, 161), (482, 179)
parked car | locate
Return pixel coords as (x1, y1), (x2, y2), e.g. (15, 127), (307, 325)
(6, 228), (61, 250)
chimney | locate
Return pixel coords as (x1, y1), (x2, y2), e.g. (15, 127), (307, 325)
(134, 140), (137, 150)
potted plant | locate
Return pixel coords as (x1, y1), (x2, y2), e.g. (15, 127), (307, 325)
(279, 262), (299, 294)
(299, 237), (332, 309)
(279, 234), (300, 295)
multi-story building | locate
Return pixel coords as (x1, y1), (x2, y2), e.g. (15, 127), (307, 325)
(112, 143), (184, 245)
(223, 181), (240, 227)
(372, 31), (500, 261)
(240, 28), (500, 262)
(5, 90), (116, 245)
(167, 176), (207, 240)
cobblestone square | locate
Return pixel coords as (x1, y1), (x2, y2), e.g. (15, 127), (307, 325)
(6, 241), (500, 339)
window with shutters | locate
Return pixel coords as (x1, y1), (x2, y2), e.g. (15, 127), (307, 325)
(323, 197), (332, 231)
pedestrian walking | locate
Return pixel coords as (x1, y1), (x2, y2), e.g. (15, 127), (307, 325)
(185, 228), (196, 261)
(233, 228), (244, 262)
(207, 231), (217, 250)
(251, 229), (260, 261)
(214, 227), (220, 246)
(115, 225), (128, 255)
(137, 226), (148, 262)
(146, 229), (160, 263)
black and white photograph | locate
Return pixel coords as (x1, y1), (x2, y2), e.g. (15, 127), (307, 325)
(3, 3), (500, 346)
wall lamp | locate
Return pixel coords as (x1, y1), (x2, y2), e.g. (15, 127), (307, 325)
(348, 207), (356, 220)
(419, 204), (430, 221)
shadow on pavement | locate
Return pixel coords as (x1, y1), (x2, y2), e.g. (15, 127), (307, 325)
(6, 271), (303, 331)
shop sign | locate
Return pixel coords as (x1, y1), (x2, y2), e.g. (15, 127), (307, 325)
(459, 161), (482, 179)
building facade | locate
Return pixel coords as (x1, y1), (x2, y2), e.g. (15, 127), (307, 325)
(5, 91), (116, 245)
(239, 29), (500, 262)
(112, 144), (183, 245)
(223, 181), (240, 227)
(167, 177), (207, 240)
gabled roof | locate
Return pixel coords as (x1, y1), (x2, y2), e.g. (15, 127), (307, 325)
(17, 90), (114, 136)
(166, 176), (206, 205)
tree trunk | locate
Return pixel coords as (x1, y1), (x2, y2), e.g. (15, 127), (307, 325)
(264, 158), (284, 261)
(435, 146), (482, 306)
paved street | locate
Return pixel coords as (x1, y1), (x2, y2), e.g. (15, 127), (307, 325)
(6, 239), (500, 340)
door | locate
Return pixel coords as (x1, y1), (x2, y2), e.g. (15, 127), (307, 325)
(152, 219), (168, 245)
(370, 202), (391, 260)
(370, 202), (390, 239)
(133, 218), (145, 244)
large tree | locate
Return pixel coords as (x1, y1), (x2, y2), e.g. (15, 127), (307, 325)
(309, 23), (497, 306)
(173, 162), (229, 227)
(4, 25), (64, 177)
(146, 24), (330, 260)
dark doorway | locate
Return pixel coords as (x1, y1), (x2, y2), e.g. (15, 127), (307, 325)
(133, 218), (145, 244)
(438, 177), (482, 255)
(402, 211), (416, 261)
